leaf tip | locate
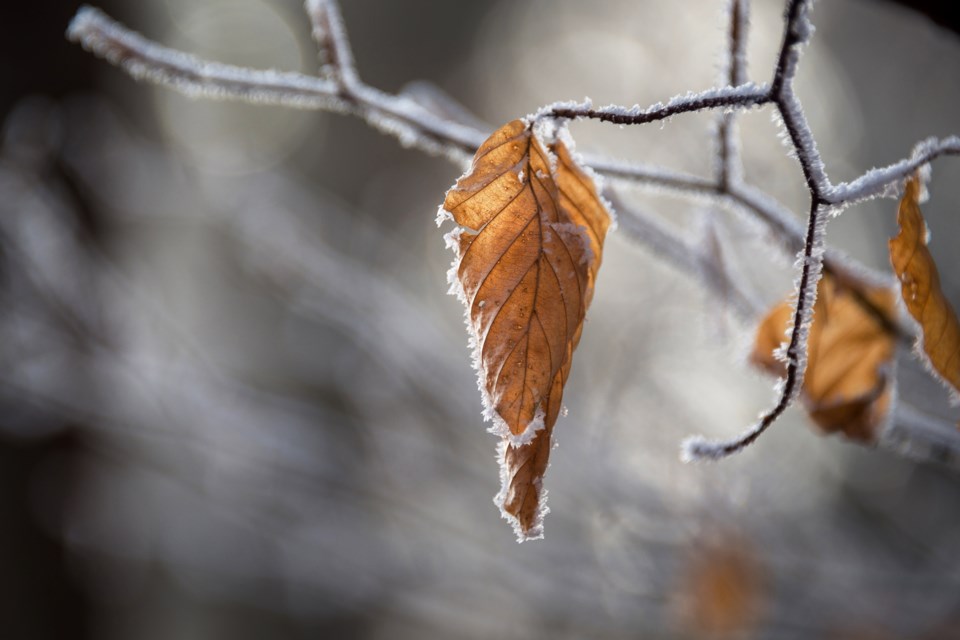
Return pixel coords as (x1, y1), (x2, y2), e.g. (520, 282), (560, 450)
(493, 439), (549, 543)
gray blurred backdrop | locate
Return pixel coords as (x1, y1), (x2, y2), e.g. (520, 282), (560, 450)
(3, 1), (960, 638)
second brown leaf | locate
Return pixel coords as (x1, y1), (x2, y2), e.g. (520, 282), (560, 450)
(889, 176), (960, 402)
(751, 275), (898, 443)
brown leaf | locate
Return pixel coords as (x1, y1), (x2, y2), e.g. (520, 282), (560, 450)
(751, 275), (897, 443)
(889, 176), (960, 400)
(441, 120), (611, 540)
(674, 533), (764, 636)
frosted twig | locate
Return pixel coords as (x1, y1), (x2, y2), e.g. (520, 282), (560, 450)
(305, 0), (359, 87)
(769, 0), (831, 197)
(683, 199), (825, 461)
(826, 136), (960, 204)
(548, 83), (770, 126)
(67, 7), (346, 109)
(717, 0), (750, 189)
(684, 0), (831, 460)
(67, 6), (485, 161)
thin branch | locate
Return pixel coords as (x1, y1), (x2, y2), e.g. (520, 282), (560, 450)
(717, 0), (750, 189)
(546, 83), (770, 126)
(826, 136), (960, 205)
(67, 6), (485, 161)
(305, 0), (359, 87)
(769, 0), (831, 198)
(684, 197), (827, 460)
(685, 0), (830, 460)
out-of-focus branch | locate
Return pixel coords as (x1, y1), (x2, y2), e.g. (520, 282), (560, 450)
(608, 190), (763, 321)
(717, 0), (749, 189)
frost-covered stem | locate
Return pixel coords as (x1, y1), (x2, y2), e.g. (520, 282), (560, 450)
(608, 191), (763, 320)
(769, 0), (831, 197)
(305, 0), (359, 87)
(717, 0), (749, 189)
(826, 137), (960, 204)
(683, 0), (840, 460)
(66, 6), (486, 160)
(683, 199), (826, 461)
(549, 84), (770, 126)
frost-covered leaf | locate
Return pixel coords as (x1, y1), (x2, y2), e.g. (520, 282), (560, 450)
(751, 275), (897, 443)
(889, 176), (960, 400)
(441, 119), (611, 540)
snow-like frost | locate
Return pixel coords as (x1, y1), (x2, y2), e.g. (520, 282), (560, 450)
(769, 94), (832, 196)
(435, 205), (454, 228)
(526, 98), (593, 124)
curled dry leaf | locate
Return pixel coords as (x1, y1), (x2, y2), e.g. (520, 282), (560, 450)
(889, 176), (960, 401)
(440, 119), (611, 540)
(751, 275), (897, 443)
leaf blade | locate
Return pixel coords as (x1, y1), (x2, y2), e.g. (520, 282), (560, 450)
(442, 119), (610, 539)
(889, 176), (960, 400)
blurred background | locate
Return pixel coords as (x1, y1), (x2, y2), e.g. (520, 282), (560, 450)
(3, 0), (960, 638)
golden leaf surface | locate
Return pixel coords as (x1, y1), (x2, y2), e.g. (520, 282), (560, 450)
(751, 275), (897, 443)
(442, 119), (611, 539)
(889, 176), (960, 399)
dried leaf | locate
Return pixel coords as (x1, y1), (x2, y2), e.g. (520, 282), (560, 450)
(889, 176), (960, 400)
(441, 120), (611, 539)
(751, 275), (897, 442)
(674, 533), (764, 636)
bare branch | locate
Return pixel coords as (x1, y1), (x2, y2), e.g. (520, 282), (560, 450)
(684, 196), (827, 461)
(68, 7), (347, 109)
(826, 136), (960, 205)
(685, 0), (830, 460)
(67, 6), (485, 161)
(546, 84), (770, 126)
(305, 0), (359, 86)
(717, 0), (750, 189)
